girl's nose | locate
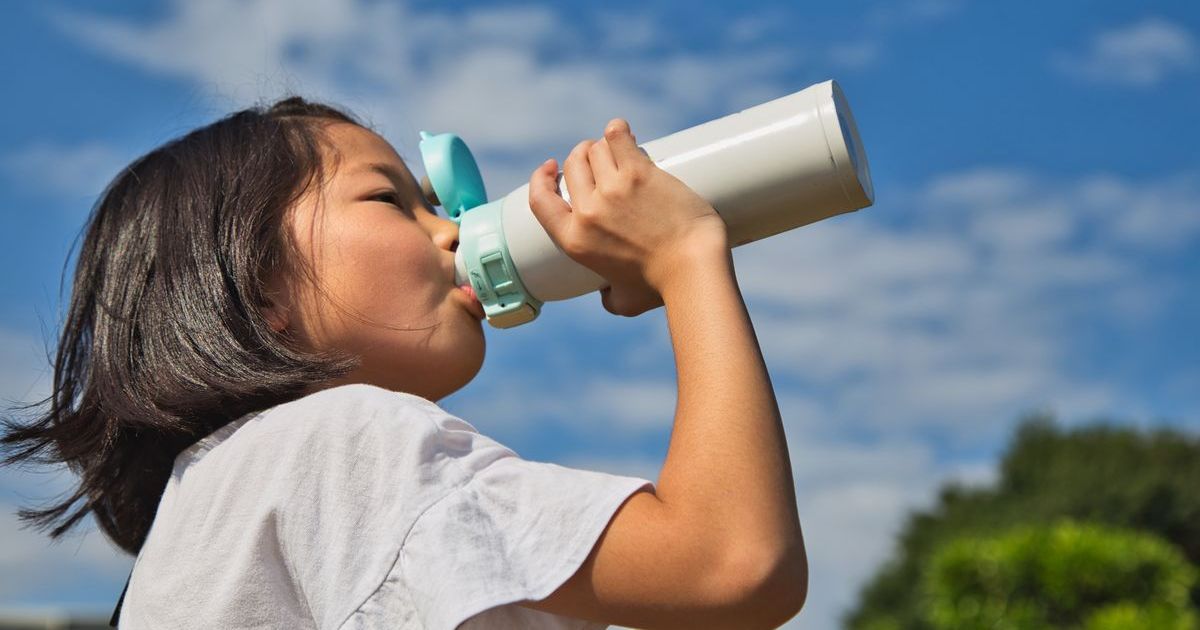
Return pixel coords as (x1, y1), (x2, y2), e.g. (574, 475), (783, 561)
(430, 215), (460, 253)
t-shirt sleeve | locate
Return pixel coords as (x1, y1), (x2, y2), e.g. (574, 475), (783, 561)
(398, 444), (654, 630)
(267, 383), (654, 630)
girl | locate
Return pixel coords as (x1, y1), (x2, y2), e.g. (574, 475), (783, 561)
(1, 97), (806, 629)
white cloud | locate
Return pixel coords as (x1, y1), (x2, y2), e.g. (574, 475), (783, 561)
(448, 371), (675, 436)
(596, 12), (658, 52)
(579, 379), (675, 430)
(726, 166), (1198, 444)
(1074, 169), (1200, 249)
(825, 1), (964, 72)
(0, 499), (132, 604)
(867, 0), (965, 29)
(726, 14), (776, 45)
(1052, 17), (1198, 87)
(51, 0), (361, 104)
(1, 142), (128, 202)
(51, 0), (792, 173)
(0, 328), (53, 408)
(794, 457), (993, 630)
(923, 168), (1036, 207)
(828, 41), (881, 69)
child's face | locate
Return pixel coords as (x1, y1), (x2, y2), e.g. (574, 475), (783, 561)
(271, 122), (486, 401)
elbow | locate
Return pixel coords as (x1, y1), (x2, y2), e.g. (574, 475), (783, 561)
(748, 542), (808, 628)
(715, 541), (808, 630)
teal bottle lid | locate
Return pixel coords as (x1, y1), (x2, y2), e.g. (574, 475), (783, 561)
(418, 131), (487, 222)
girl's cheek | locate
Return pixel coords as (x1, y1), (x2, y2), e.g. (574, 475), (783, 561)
(376, 240), (441, 300)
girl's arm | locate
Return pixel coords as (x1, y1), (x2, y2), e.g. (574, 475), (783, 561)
(520, 120), (806, 630)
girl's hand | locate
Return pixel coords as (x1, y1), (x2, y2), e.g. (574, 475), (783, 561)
(528, 118), (728, 317)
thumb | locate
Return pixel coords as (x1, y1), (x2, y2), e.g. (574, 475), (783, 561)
(599, 286), (625, 316)
(600, 284), (662, 317)
(528, 159), (572, 242)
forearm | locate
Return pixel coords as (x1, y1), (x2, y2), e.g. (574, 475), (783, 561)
(653, 242), (804, 568)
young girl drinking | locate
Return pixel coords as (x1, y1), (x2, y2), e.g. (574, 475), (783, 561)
(1, 97), (806, 629)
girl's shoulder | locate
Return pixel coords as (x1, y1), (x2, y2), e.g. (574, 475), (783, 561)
(284, 382), (440, 415)
(180, 383), (479, 472)
(268, 383), (452, 436)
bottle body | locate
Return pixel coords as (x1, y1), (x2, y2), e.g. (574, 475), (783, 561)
(454, 79), (874, 320)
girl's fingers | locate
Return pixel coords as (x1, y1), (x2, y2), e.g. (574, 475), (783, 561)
(562, 139), (596, 208)
(588, 137), (618, 184)
(528, 159), (571, 238)
(603, 118), (645, 170)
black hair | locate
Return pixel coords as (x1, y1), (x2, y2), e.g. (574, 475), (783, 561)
(0, 96), (368, 554)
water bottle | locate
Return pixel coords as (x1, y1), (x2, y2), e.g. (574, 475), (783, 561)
(419, 79), (874, 328)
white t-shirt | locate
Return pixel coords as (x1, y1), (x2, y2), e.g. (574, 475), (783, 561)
(118, 383), (654, 629)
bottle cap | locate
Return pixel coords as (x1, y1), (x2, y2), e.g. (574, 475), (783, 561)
(418, 131), (488, 222)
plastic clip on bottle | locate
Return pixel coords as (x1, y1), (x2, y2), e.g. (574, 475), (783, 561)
(418, 79), (875, 329)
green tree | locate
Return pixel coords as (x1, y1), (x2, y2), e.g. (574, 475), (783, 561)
(923, 521), (1196, 629)
(845, 415), (1200, 630)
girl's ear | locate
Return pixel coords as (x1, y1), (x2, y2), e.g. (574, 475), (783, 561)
(261, 275), (293, 334)
(264, 300), (290, 333)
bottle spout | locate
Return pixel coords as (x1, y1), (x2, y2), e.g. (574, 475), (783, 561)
(454, 249), (469, 287)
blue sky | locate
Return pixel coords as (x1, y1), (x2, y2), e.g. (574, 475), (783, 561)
(1, 1), (1197, 628)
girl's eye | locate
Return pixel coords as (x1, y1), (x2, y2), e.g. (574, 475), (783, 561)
(370, 191), (405, 208)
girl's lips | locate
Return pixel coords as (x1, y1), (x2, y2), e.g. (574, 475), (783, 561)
(458, 284), (485, 320)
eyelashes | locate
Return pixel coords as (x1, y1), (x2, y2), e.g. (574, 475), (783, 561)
(367, 189), (439, 216)
(369, 191), (405, 207)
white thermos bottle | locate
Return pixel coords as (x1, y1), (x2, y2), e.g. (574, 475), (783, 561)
(419, 79), (874, 329)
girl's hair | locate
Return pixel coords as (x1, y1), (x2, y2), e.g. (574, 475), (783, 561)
(0, 96), (368, 555)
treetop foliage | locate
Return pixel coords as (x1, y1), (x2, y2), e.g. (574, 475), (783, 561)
(845, 415), (1200, 630)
